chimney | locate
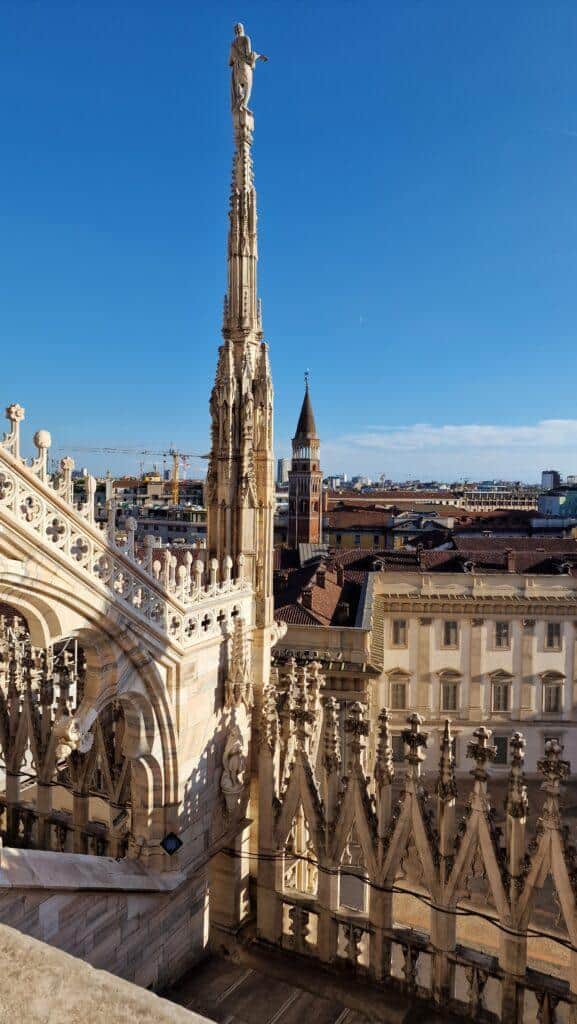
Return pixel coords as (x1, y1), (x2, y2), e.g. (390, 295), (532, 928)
(302, 586), (313, 610)
(336, 565), (345, 587)
(335, 600), (350, 625)
(316, 567), (326, 588)
(506, 548), (516, 573)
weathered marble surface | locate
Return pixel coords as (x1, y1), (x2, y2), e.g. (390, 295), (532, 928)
(0, 920), (209, 1022)
(0, 846), (184, 891)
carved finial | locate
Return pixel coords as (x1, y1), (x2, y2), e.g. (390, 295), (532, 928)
(536, 739), (570, 828)
(223, 554), (233, 583)
(260, 679), (279, 752)
(304, 369), (310, 391)
(401, 713), (428, 778)
(225, 616), (253, 709)
(193, 558), (204, 590)
(466, 725), (496, 785)
(375, 708), (394, 787)
(537, 738), (570, 798)
(290, 665), (315, 749)
(322, 696), (341, 774)
(33, 429), (51, 452)
(344, 701), (369, 769)
(306, 660), (322, 709)
(437, 719), (457, 801)
(507, 732), (528, 818)
(3, 403), (25, 459)
(6, 403), (24, 424)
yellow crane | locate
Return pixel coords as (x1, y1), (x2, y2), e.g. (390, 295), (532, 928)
(58, 446), (208, 505)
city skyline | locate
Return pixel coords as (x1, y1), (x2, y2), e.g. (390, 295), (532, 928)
(1, 2), (577, 480)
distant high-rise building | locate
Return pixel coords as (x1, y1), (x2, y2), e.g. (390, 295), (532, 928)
(287, 378), (322, 547)
(276, 457), (291, 485)
(542, 470), (561, 490)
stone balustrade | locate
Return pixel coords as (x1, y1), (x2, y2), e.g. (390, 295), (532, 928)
(0, 403), (251, 647)
(257, 668), (577, 1023)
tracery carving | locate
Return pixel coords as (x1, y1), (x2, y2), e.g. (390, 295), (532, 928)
(0, 607), (134, 857)
(259, 696), (577, 1018)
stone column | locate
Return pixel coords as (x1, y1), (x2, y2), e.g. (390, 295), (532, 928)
(499, 934), (526, 1023)
(108, 802), (127, 858)
(432, 721), (457, 1004)
(35, 780), (52, 850)
(210, 827), (252, 933)
(5, 771), (20, 845)
(255, 685), (283, 945)
(416, 618), (431, 715)
(317, 861), (339, 964)
(519, 619), (535, 720)
(469, 618), (484, 720)
(370, 708), (395, 980)
(566, 620), (576, 719)
(369, 886), (392, 981)
(502, 732), (528, 1023)
(72, 789), (89, 854)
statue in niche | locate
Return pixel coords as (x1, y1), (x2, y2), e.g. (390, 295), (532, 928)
(241, 388), (254, 440)
(229, 23), (267, 113)
(221, 723), (246, 814)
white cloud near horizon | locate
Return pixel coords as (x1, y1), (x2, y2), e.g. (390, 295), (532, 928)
(321, 419), (577, 481)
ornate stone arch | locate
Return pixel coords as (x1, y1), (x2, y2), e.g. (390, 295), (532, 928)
(0, 585), (179, 861)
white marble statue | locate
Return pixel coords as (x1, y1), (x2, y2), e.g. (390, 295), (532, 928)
(229, 23), (267, 113)
(220, 723), (247, 814)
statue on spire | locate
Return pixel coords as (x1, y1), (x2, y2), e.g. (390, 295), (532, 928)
(229, 23), (267, 113)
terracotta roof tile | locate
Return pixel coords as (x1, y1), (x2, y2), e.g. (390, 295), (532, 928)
(453, 536), (577, 553)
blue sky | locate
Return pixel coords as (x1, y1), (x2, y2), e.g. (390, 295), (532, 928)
(1, 2), (577, 482)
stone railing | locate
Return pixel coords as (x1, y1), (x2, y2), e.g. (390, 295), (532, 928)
(0, 404), (251, 647)
(257, 669), (577, 1023)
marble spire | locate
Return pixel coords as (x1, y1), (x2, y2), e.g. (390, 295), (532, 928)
(207, 25), (274, 631)
(223, 23), (267, 341)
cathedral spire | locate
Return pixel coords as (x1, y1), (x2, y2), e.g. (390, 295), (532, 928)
(222, 22), (267, 342)
(207, 25), (274, 629)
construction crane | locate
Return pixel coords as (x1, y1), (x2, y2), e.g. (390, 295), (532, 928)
(58, 446), (208, 505)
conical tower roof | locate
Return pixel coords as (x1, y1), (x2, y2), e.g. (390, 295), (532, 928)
(293, 381), (318, 442)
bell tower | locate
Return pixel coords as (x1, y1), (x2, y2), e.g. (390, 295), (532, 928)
(288, 374), (323, 547)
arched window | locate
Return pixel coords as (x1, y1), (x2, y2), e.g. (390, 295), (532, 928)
(541, 671), (564, 714)
(490, 671), (513, 713)
(387, 670), (411, 711)
(438, 670), (461, 713)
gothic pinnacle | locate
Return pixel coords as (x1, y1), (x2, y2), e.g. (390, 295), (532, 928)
(224, 23), (267, 341)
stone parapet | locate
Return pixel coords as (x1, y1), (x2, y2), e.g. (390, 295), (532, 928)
(0, 919), (208, 1022)
(0, 402), (251, 649)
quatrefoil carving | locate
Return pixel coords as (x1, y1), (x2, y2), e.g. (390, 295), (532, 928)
(0, 472), (14, 501)
(20, 495), (41, 524)
(46, 518), (66, 544)
(70, 536), (89, 562)
(93, 555), (112, 582)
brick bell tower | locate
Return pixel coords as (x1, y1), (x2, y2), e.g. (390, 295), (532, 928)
(287, 374), (323, 547)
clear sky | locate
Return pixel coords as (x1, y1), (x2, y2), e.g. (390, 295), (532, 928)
(1, 1), (577, 482)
